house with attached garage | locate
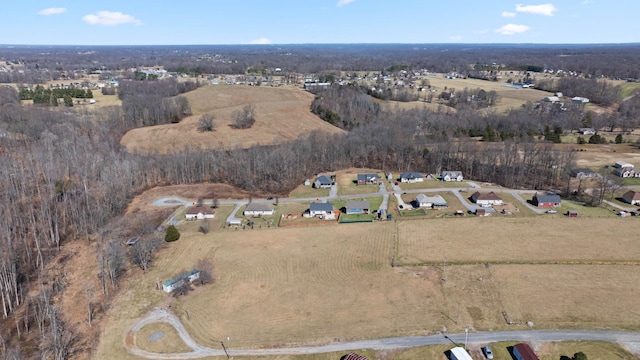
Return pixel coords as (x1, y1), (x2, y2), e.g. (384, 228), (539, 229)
(243, 202), (275, 217)
(471, 191), (503, 207)
(399, 171), (424, 183)
(622, 190), (640, 205)
(313, 175), (333, 189)
(415, 194), (447, 208)
(345, 199), (370, 214)
(308, 202), (336, 219)
(185, 206), (215, 220)
(441, 170), (463, 182)
(571, 168), (597, 179)
(532, 193), (561, 207)
(357, 173), (380, 185)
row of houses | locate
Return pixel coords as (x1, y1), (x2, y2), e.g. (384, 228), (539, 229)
(470, 191), (561, 208)
(573, 161), (639, 179)
(400, 170), (463, 183)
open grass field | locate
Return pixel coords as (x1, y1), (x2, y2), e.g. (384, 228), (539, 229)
(120, 85), (344, 154)
(95, 214), (640, 359)
(569, 143), (640, 168)
(288, 184), (330, 198)
(136, 322), (191, 353)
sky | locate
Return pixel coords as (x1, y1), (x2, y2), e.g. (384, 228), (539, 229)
(1, 1), (638, 45)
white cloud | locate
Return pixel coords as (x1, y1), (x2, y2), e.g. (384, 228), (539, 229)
(502, 11), (516, 17)
(515, 3), (558, 16)
(337, 0), (355, 7)
(82, 11), (142, 26)
(249, 37), (271, 45)
(495, 23), (531, 35)
(450, 35), (462, 41)
(38, 7), (66, 15)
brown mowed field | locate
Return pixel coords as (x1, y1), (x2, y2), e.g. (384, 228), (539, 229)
(120, 85), (344, 153)
(397, 217), (640, 265)
(97, 217), (640, 358)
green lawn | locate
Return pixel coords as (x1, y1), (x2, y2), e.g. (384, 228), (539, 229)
(555, 199), (618, 217)
(333, 196), (383, 212)
(339, 213), (375, 222)
(337, 183), (380, 196)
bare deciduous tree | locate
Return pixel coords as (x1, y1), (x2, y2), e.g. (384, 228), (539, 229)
(197, 114), (215, 132)
(195, 258), (215, 285)
(129, 237), (162, 272)
(231, 104), (256, 129)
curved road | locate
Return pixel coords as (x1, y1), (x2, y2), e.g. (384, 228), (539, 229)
(128, 308), (640, 359)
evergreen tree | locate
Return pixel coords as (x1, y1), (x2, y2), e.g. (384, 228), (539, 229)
(615, 134), (623, 144)
(63, 94), (73, 107)
(165, 225), (180, 242)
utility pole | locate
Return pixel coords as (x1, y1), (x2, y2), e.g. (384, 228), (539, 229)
(221, 341), (229, 359)
(464, 326), (469, 350)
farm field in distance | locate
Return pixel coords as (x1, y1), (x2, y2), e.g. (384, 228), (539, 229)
(97, 213), (640, 358)
(119, 85), (344, 153)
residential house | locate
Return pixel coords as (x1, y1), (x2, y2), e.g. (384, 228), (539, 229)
(345, 200), (370, 214)
(399, 171), (424, 183)
(622, 190), (640, 205)
(541, 96), (560, 103)
(162, 270), (200, 293)
(532, 193), (561, 207)
(471, 191), (503, 207)
(309, 202), (335, 217)
(512, 343), (540, 360)
(613, 167), (635, 177)
(357, 173), (380, 185)
(571, 168), (597, 179)
(578, 128), (595, 135)
(614, 161), (634, 169)
(313, 175), (333, 189)
(415, 194), (447, 208)
(185, 206), (215, 220)
(441, 170), (463, 182)
(243, 202), (275, 217)
(571, 97), (590, 104)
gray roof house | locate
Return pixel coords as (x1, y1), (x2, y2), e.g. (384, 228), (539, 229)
(571, 168), (597, 179)
(357, 173), (380, 185)
(243, 202), (275, 216)
(399, 172), (424, 183)
(313, 175), (333, 189)
(416, 194), (447, 208)
(309, 202), (334, 216)
(345, 200), (370, 214)
(441, 170), (463, 182)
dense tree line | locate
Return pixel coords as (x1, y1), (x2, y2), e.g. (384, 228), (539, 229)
(19, 86), (93, 102)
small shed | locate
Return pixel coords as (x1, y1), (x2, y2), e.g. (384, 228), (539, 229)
(567, 210), (578, 217)
(475, 208), (486, 216)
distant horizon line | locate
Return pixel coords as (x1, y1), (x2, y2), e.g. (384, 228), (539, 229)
(1, 42), (640, 48)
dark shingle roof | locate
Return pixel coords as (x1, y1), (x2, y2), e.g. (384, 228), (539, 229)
(310, 202), (333, 212)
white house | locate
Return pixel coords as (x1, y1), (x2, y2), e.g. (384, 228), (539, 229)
(416, 194), (447, 208)
(399, 172), (424, 183)
(622, 190), (640, 205)
(162, 270), (200, 293)
(308, 202), (335, 218)
(441, 170), (463, 182)
(243, 202), (275, 217)
(614, 161), (634, 169)
(578, 128), (595, 135)
(471, 191), (503, 207)
(571, 96), (590, 104)
(185, 206), (215, 220)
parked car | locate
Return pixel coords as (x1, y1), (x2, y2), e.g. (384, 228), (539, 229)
(482, 345), (493, 359)
(546, 209), (557, 214)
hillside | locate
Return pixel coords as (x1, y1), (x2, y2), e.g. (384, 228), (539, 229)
(120, 85), (345, 154)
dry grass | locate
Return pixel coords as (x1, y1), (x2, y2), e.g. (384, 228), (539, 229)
(95, 215), (640, 359)
(397, 217), (640, 265)
(288, 184), (330, 198)
(135, 322), (191, 353)
(336, 168), (383, 195)
(538, 340), (636, 360)
(570, 143), (640, 168)
(120, 85), (344, 154)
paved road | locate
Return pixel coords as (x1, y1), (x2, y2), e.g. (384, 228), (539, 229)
(127, 308), (640, 359)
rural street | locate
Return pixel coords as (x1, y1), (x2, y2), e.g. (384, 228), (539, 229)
(127, 307), (640, 359)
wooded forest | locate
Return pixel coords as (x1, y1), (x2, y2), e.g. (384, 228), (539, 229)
(0, 44), (639, 359)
